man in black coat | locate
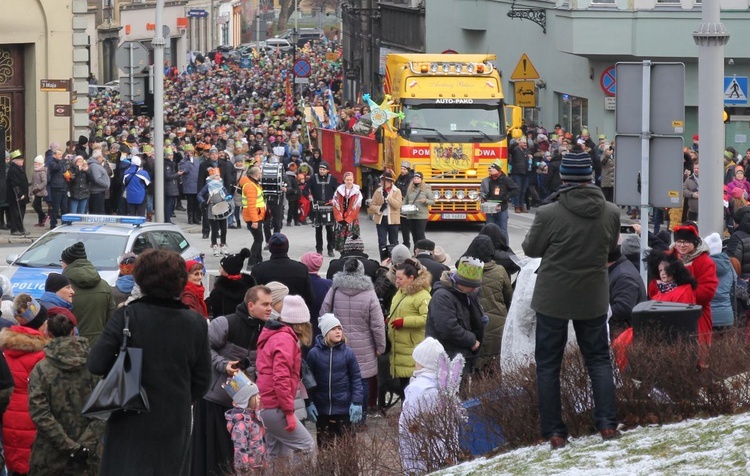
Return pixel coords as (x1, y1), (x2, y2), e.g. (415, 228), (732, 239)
(308, 161), (339, 256)
(6, 151), (29, 236)
(327, 234), (380, 283)
(250, 233), (315, 306)
(607, 246), (647, 339)
(414, 239), (449, 290)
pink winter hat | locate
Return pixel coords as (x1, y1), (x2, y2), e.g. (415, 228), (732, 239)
(300, 252), (323, 274)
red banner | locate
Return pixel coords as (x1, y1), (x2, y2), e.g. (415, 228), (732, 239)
(319, 129), (380, 183)
(285, 76), (294, 116)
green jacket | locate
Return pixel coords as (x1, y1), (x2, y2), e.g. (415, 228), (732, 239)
(403, 183), (435, 220)
(388, 270), (432, 378)
(63, 260), (117, 346)
(522, 184), (620, 320)
(28, 336), (105, 475)
(477, 260), (513, 369)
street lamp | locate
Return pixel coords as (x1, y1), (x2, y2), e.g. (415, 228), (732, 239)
(291, 27), (299, 108)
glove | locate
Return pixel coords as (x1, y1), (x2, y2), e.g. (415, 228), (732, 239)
(390, 318), (404, 330)
(284, 412), (297, 432)
(306, 403), (318, 423)
(69, 446), (90, 464)
(349, 403), (363, 423)
(225, 194), (233, 201)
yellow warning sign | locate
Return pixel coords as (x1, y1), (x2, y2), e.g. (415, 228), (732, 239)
(668, 191), (679, 197)
(510, 54), (540, 80)
(514, 81), (536, 108)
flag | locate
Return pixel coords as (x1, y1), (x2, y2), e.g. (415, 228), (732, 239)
(327, 89), (339, 130)
(285, 76), (294, 116)
(310, 106), (323, 130)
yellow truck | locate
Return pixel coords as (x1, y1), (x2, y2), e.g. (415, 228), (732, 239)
(382, 52), (522, 222)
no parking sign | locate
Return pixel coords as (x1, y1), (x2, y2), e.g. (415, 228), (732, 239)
(600, 66), (616, 97)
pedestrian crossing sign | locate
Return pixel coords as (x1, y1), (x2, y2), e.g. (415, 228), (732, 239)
(724, 76), (748, 105)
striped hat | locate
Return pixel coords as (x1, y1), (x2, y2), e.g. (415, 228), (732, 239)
(559, 151), (593, 183)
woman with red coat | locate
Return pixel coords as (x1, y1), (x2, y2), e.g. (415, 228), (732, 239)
(255, 295), (315, 460)
(181, 260), (208, 318)
(0, 295), (50, 475)
(332, 171), (363, 251)
(669, 222), (718, 346)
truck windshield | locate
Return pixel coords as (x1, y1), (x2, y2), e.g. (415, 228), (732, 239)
(401, 103), (504, 142)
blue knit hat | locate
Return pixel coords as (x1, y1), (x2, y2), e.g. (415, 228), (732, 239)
(559, 151), (593, 183)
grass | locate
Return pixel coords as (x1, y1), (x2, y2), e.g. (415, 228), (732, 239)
(436, 412), (750, 475)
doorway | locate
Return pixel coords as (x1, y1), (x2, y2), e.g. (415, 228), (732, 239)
(0, 45), (25, 153)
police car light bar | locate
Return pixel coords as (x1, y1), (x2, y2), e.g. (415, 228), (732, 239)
(61, 214), (147, 225)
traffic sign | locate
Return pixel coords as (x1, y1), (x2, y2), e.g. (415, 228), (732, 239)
(115, 41), (149, 74)
(615, 62), (685, 136)
(40, 79), (71, 92)
(294, 77), (310, 84)
(724, 76), (748, 105)
(120, 76), (146, 103)
(187, 9), (208, 18)
(600, 66), (616, 97)
(53, 105), (71, 117)
(514, 81), (536, 108)
(293, 59), (311, 78)
(510, 54), (540, 80)
(614, 135), (684, 208)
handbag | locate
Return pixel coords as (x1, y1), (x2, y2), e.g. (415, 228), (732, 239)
(401, 189), (422, 216)
(81, 308), (150, 420)
(300, 359), (317, 393)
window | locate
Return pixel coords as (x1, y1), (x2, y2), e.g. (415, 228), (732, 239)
(136, 231), (190, 254)
(15, 232), (128, 270)
(556, 93), (588, 138)
(400, 102), (505, 142)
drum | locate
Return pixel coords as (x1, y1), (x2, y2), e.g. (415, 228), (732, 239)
(260, 163), (284, 196)
(401, 204), (418, 216)
(210, 200), (233, 219)
(312, 203), (334, 227)
(481, 201), (500, 215)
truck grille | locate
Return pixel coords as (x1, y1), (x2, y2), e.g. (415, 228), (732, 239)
(431, 201), (480, 212)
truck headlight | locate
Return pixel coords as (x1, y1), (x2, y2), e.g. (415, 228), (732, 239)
(468, 190), (479, 200)
(430, 63), (438, 73)
(432, 190), (441, 200)
(444, 190), (454, 200)
(456, 190), (466, 200)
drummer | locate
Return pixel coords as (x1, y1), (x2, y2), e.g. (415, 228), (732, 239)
(308, 161), (339, 257)
(479, 159), (519, 243)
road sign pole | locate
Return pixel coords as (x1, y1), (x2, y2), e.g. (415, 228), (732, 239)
(69, 78), (74, 147)
(639, 62), (651, 283)
(154, 0), (165, 223)
(129, 45), (134, 104)
(694, 0), (729, 238)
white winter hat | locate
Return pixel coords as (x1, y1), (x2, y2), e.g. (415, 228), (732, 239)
(319, 313), (341, 338)
(704, 232), (723, 256)
(412, 337), (445, 372)
(232, 380), (259, 408)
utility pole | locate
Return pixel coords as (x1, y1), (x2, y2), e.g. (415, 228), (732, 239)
(256, 0), (261, 42)
(210, 0), (215, 51)
(154, 0), (165, 222)
(693, 0), (729, 236)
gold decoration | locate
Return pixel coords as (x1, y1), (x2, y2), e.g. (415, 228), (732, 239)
(0, 49), (13, 85)
(0, 95), (10, 150)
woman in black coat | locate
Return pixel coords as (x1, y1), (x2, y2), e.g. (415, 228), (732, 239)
(88, 249), (212, 476)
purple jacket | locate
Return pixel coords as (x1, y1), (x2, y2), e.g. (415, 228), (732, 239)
(320, 270), (386, 378)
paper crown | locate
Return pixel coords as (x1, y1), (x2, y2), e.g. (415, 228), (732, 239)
(455, 256), (484, 287)
(222, 371), (252, 399)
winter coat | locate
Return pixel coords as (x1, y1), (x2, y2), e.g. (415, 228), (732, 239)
(368, 185), (403, 226)
(179, 155), (200, 195)
(48, 157), (70, 191)
(123, 165), (150, 205)
(0, 326), (48, 474)
(28, 336), (105, 476)
(647, 282), (697, 305)
(87, 297), (212, 476)
(62, 259), (116, 347)
(309, 274), (332, 334)
(205, 274), (256, 319)
(508, 142), (530, 176)
(205, 302), (266, 407)
(306, 335), (363, 416)
(326, 251), (381, 283)
(164, 159), (181, 197)
(86, 158), (110, 194)
(477, 261), (513, 368)
(478, 223), (521, 276)
(403, 182), (435, 220)
(239, 175), (266, 223)
(255, 320), (301, 414)
(416, 253), (449, 291)
(709, 251), (736, 327)
(320, 271), (386, 379)
(608, 256), (648, 332)
(727, 207), (750, 277)
(522, 184), (620, 320)
(31, 166), (48, 198)
(198, 179), (232, 221)
(332, 184), (362, 224)
(670, 244), (718, 345)
(479, 173), (519, 212)
(308, 172), (338, 203)
(683, 174), (699, 214)
(388, 270), (432, 378)
(250, 255), (315, 306)
(224, 408), (267, 472)
(426, 275), (485, 372)
(6, 161), (29, 205)
(600, 150), (615, 188)
(68, 164), (91, 200)
(726, 178), (750, 200)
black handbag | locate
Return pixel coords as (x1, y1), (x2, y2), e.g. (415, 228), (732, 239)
(81, 308), (150, 420)
(300, 359), (317, 393)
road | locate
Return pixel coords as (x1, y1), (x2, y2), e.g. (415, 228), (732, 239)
(0, 209), (537, 279)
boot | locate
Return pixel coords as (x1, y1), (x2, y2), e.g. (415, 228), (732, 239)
(146, 212), (153, 222)
(515, 206), (522, 213)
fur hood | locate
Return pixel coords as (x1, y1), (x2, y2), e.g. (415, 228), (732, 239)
(401, 268), (433, 295)
(332, 271), (374, 294)
(0, 326), (49, 353)
(439, 269), (455, 289)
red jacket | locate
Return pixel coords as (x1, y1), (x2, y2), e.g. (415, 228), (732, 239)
(0, 326), (48, 474)
(255, 321), (301, 414)
(677, 250), (718, 345)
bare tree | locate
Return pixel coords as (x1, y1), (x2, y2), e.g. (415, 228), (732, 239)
(277, 0), (340, 32)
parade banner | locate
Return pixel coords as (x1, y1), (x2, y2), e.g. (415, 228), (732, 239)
(319, 129), (379, 180)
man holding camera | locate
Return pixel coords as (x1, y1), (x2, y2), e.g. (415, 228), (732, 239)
(191, 285), (273, 476)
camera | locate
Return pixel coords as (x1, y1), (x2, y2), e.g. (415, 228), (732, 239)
(620, 225), (635, 234)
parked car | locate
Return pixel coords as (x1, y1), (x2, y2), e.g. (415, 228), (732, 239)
(277, 28), (324, 47)
(264, 38), (294, 53)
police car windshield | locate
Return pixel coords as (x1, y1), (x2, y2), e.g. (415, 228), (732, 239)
(15, 232), (128, 269)
(402, 103), (503, 142)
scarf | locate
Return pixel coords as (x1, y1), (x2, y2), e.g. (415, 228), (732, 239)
(656, 281), (678, 294)
(183, 281), (208, 317)
(675, 241), (709, 266)
(39, 291), (74, 310)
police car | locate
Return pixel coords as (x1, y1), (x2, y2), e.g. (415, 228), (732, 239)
(3, 214), (203, 298)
